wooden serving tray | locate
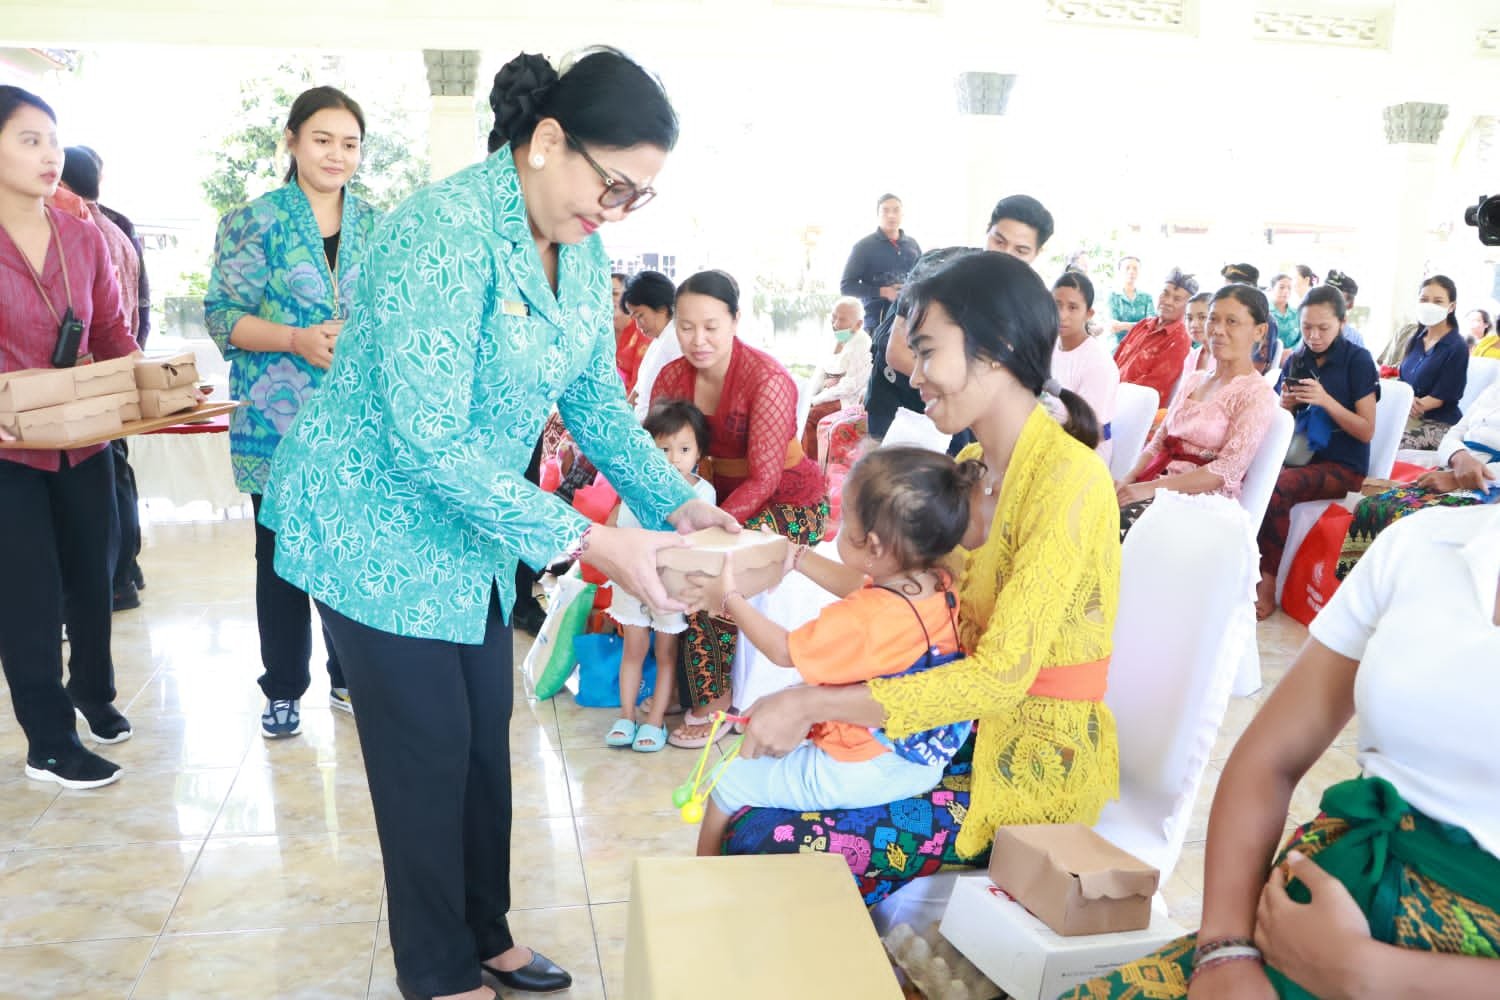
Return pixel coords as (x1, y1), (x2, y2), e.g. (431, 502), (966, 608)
(0, 401), (244, 450)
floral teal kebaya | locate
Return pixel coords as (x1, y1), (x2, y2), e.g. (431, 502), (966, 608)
(205, 183), (381, 492)
(261, 147), (695, 643)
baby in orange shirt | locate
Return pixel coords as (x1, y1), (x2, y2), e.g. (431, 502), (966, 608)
(695, 447), (980, 855)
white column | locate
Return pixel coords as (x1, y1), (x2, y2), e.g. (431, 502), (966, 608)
(422, 50), (481, 181)
(954, 72), (1017, 246)
(1368, 102), (1448, 358)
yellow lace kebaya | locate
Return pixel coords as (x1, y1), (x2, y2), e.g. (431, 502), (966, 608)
(869, 406), (1122, 859)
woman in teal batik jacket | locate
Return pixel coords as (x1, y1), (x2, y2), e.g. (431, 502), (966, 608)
(262, 50), (732, 1000)
(205, 86), (380, 736)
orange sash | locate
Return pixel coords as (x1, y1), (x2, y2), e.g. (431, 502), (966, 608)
(699, 439), (806, 482)
(1026, 656), (1109, 702)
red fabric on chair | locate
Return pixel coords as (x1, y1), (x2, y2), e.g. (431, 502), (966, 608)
(1281, 504), (1354, 626)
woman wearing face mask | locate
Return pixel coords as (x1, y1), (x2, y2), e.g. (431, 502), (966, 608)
(650, 270), (829, 748)
(803, 296), (871, 463)
(715, 253), (1121, 904)
(262, 50), (734, 1000)
(1116, 286), (1280, 536)
(621, 269), (679, 419)
(1398, 276), (1469, 450)
(1255, 286), (1379, 619)
(206, 86), (381, 737)
(0, 87), (141, 789)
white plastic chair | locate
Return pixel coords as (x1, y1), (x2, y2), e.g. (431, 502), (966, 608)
(1460, 356), (1500, 416)
(794, 370), (819, 440)
(1094, 492), (1256, 877)
(1231, 408), (1295, 695)
(1275, 379), (1413, 601)
(1109, 382), (1160, 481)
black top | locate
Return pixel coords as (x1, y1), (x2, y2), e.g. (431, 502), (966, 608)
(864, 310), (974, 456)
(1282, 333), (1380, 473)
(841, 228), (922, 331)
(323, 230), (341, 271)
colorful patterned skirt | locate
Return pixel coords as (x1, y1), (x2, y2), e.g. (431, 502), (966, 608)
(1060, 780), (1500, 999)
(721, 738), (984, 906)
(1337, 486), (1480, 580)
(682, 499), (828, 706)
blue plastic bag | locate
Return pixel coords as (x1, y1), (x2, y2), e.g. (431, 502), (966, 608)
(573, 633), (657, 708)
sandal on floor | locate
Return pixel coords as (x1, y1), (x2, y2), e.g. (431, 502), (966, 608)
(666, 716), (738, 750)
(605, 718), (637, 748)
(632, 724), (668, 753)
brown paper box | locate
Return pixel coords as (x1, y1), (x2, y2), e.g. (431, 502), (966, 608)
(0, 367), (76, 412)
(73, 355), (139, 399)
(94, 389), (142, 424)
(134, 353), (200, 390)
(656, 527), (789, 602)
(137, 386), (199, 419)
(0, 395), (124, 447)
(988, 825), (1159, 936)
(625, 855), (903, 1000)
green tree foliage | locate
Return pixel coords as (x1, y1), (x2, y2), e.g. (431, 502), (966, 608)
(753, 275), (837, 334)
(202, 55), (430, 219)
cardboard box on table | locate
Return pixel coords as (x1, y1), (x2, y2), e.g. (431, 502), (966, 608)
(0, 367), (75, 412)
(72, 355), (138, 399)
(940, 826), (1184, 1000)
(134, 352), (200, 390)
(626, 855), (903, 1000)
(656, 528), (789, 603)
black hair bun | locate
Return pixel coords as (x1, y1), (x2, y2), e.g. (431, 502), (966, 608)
(489, 52), (560, 147)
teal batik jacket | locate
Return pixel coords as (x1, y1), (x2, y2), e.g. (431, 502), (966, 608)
(261, 147), (695, 643)
(205, 183), (381, 493)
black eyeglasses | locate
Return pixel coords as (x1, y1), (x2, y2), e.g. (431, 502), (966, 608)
(566, 134), (656, 213)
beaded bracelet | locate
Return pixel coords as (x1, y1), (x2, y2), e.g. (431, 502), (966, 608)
(1193, 936), (1256, 966)
(790, 543), (809, 572)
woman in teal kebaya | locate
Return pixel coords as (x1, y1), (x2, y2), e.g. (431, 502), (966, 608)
(205, 86), (380, 737)
(263, 50), (731, 1000)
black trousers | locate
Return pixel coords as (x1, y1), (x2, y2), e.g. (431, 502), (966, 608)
(110, 439), (141, 593)
(0, 451), (118, 758)
(319, 591), (515, 996)
(250, 494), (344, 699)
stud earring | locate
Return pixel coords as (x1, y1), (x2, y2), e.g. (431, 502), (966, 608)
(530, 154), (545, 169)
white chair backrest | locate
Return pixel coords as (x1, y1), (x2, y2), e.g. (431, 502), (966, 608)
(794, 370), (817, 435)
(1108, 382), (1160, 480)
(1094, 492), (1254, 875)
(1460, 356), (1500, 416)
(881, 406), (953, 454)
(1237, 408), (1294, 527)
(1369, 378), (1414, 480)
(1262, 339), (1284, 385)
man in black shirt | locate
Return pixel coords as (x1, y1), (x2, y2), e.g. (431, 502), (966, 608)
(841, 193), (921, 331)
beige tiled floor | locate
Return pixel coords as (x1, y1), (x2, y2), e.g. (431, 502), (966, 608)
(0, 519), (1330, 998)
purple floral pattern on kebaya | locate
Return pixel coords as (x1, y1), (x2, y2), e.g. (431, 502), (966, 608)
(248, 358), (315, 435)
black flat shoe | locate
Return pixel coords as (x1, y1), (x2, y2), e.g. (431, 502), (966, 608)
(481, 951), (572, 994)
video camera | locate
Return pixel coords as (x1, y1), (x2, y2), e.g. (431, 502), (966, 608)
(1463, 194), (1500, 246)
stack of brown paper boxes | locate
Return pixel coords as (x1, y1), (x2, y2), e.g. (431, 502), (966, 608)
(0, 352), (200, 446)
